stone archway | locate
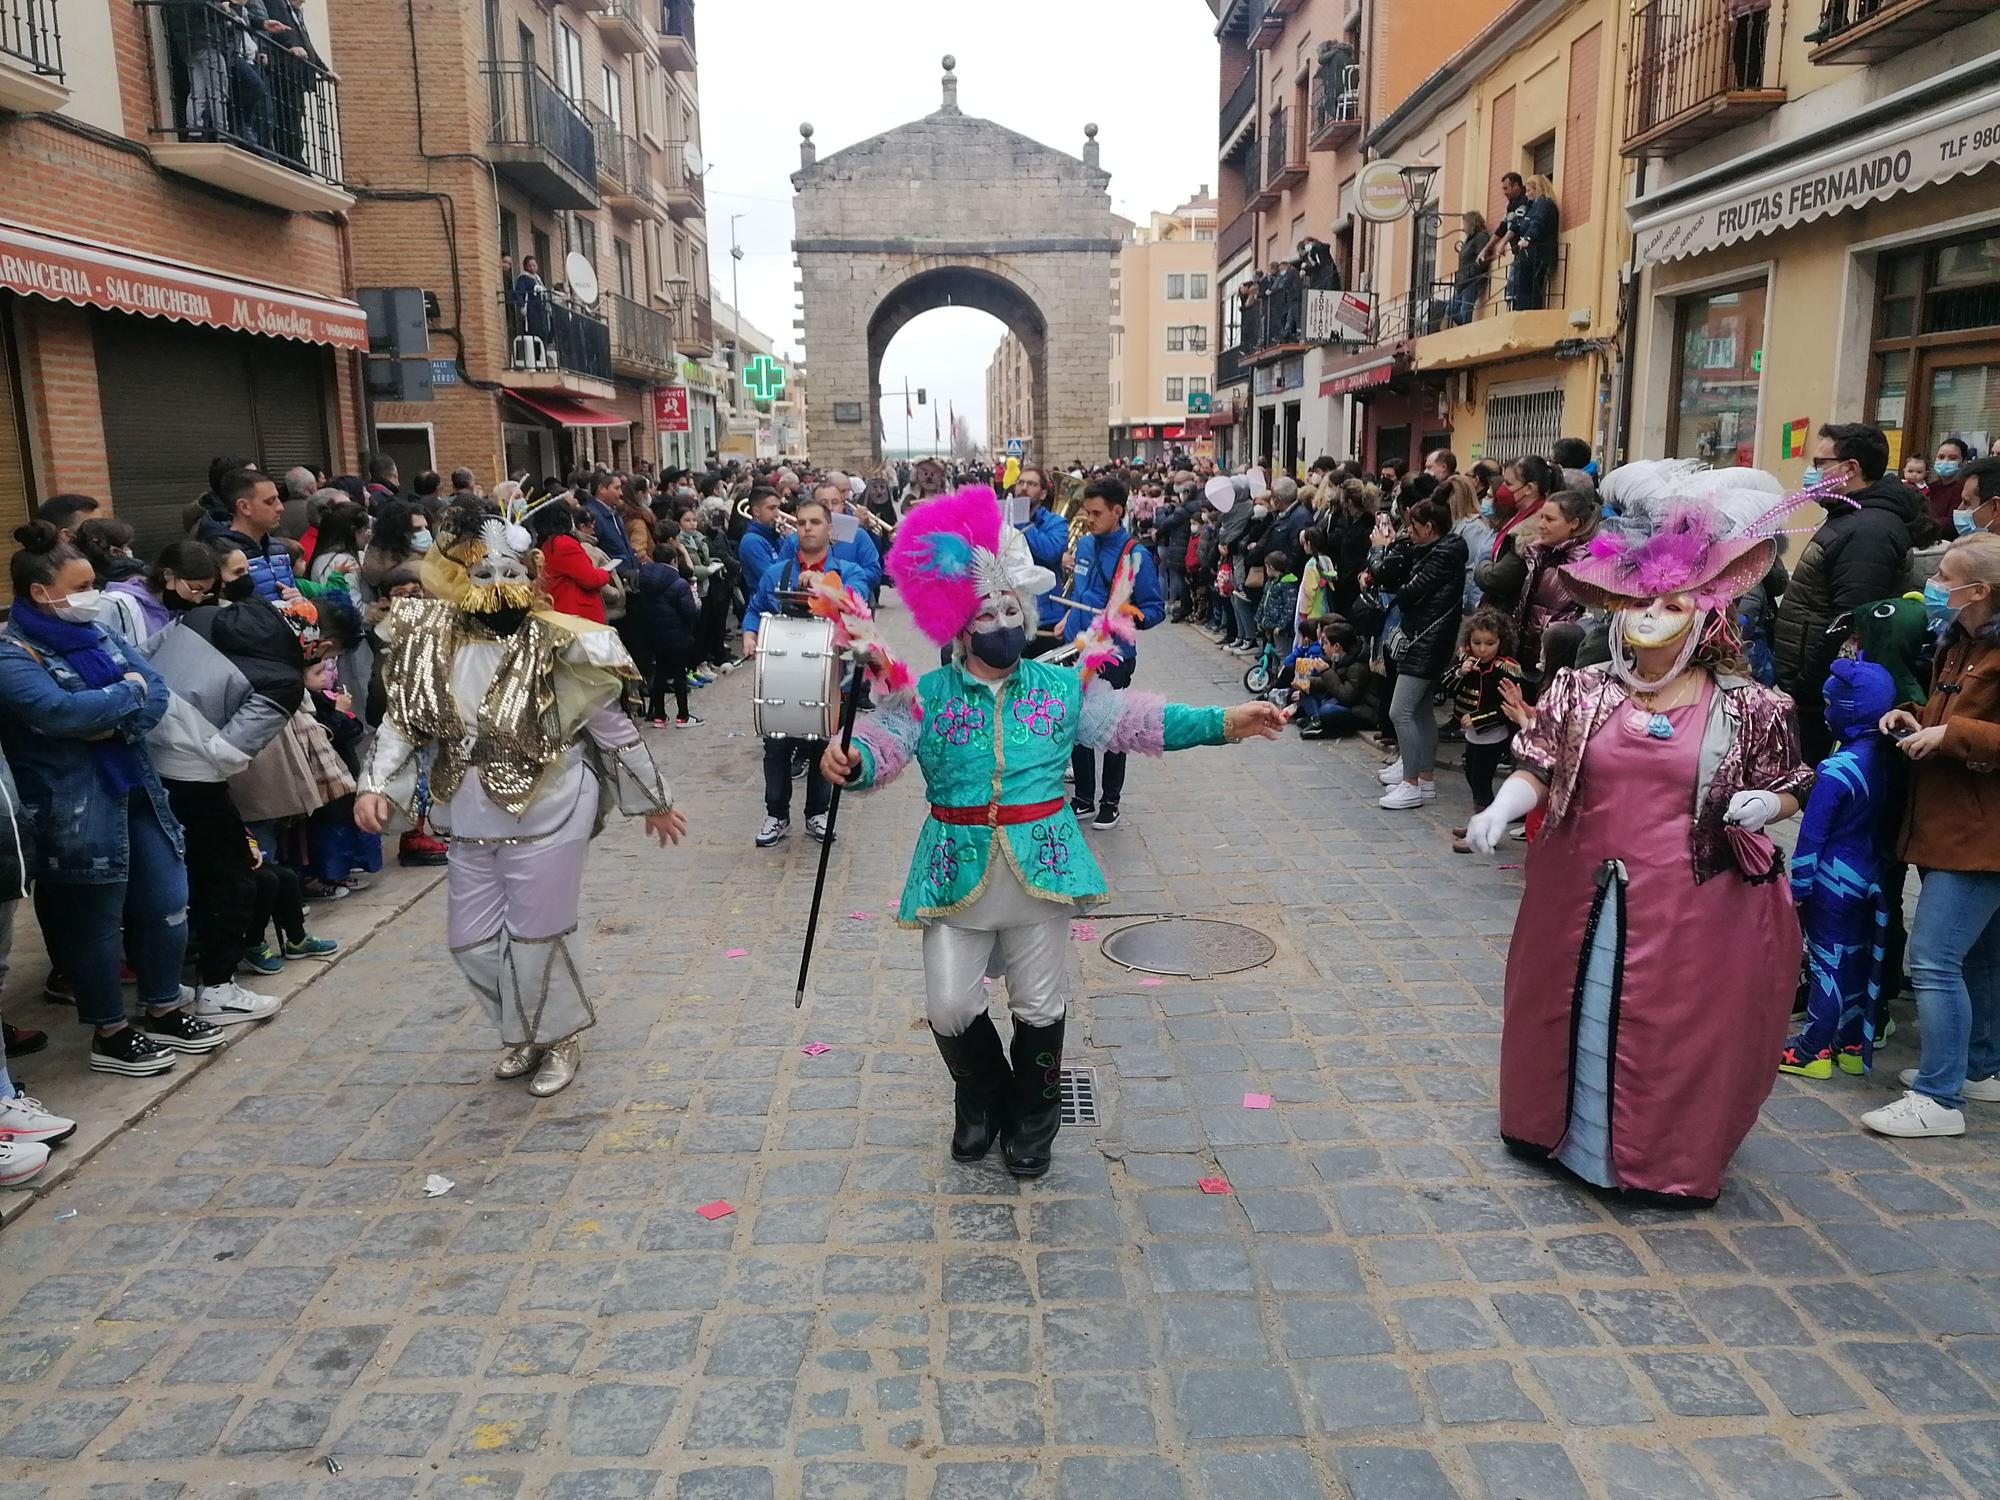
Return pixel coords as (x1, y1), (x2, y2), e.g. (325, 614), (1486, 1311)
(790, 57), (1121, 472)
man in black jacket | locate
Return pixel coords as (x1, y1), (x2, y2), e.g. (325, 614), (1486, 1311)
(1774, 421), (1919, 761)
(1151, 476), (1203, 622)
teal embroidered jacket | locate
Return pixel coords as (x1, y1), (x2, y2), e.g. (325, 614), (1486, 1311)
(849, 656), (1228, 925)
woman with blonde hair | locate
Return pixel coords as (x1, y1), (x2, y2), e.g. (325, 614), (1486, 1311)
(1440, 473), (1492, 609)
(1510, 176), (1560, 311)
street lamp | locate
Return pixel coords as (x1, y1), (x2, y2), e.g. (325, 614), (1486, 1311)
(1397, 162), (1440, 219)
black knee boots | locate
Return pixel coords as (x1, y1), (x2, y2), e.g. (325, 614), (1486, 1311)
(931, 1013), (1012, 1162)
(1003, 1017), (1065, 1179)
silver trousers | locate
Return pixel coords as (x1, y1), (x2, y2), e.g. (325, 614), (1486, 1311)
(445, 814), (596, 1047)
(922, 860), (1074, 1037)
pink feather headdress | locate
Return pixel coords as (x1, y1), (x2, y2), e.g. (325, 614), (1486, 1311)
(1559, 460), (1824, 612)
(884, 485), (1056, 647)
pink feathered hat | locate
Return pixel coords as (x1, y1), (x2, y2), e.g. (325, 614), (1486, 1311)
(885, 485), (1056, 647)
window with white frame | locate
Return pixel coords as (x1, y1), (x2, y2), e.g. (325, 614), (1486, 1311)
(1167, 326), (1186, 352)
(1191, 273), (1209, 300)
(1166, 377), (1186, 403)
(556, 22), (584, 101)
(1188, 376), (1209, 397)
(601, 64), (623, 131)
(1187, 325), (1209, 353)
(1166, 274), (1187, 300)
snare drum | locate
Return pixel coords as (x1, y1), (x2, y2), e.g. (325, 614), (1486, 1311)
(753, 615), (840, 740)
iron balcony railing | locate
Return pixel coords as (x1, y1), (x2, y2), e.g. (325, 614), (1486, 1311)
(137, 0), (341, 184)
(1626, 0), (1784, 149)
(1265, 102), (1293, 184)
(506, 286), (613, 384)
(1367, 246), (1574, 346)
(607, 290), (673, 373)
(1, 0), (62, 79)
(484, 59), (596, 187)
(1219, 65), (1255, 145)
(586, 102), (629, 190)
(660, 0), (693, 50)
(682, 290), (713, 351)
(1217, 342), (1248, 393)
(1311, 57), (1361, 141)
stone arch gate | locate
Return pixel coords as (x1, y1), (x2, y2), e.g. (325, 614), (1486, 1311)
(790, 58), (1121, 472)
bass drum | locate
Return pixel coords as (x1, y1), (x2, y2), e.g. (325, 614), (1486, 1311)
(753, 615), (840, 741)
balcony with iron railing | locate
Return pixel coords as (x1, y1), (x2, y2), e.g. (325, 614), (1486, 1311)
(590, 0), (650, 53)
(607, 290), (675, 378)
(1808, 0), (1996, 64)
(0, 0), (66, 111)
(1624, 0), (1786, 156)
(1404, 245), (1576, 369)
(659, 0), (694, 71)
(1309, 56), (1361, 151)
(1236, 278), (1367, 365)
(1217, 341), (1249, 393)
(1248, 0), (1283, 49)
(1251, 103), (1303, 211)
(483, 60), (597, 211)
(134, 0), (348, 211)
(679, 290), (713, 356)
(1219, 64), (1255, 146)
(504, 285), (614, 392)
(669, 147), (704, 220)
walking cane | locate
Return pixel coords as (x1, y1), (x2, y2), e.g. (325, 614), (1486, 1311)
(793, 661), (868, 1009)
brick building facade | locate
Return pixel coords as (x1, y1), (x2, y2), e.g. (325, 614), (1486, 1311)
(334, 0), (711, 489)
(0, 0), (365, 583)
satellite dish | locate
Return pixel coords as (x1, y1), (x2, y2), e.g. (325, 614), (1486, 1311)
(564, 252), (600, 306)
(683, 141), (704, 177)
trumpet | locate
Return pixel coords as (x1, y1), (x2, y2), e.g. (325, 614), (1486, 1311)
(733, 493), (797, 537)
(851, 505), (896, 542)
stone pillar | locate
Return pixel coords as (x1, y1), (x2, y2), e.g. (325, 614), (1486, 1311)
(799, 123), (815, 169)
(940, 55), (959, 114)
(1083, 124), (1099, 170)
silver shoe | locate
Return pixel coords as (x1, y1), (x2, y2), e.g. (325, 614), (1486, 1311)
(494, 1043), (543, 1080)
(528, 1035), (582, 1097)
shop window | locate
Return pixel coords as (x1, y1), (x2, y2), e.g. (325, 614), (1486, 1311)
(1870, 227), (2000, 469)
(1485, 384), (1565, 463)
(1668, 280), (1766, 470)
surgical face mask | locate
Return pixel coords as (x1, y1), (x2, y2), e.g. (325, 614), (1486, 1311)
(967, 623), (1028, 669)
(1955, 509), (1978, 537)
(221, 575), (257, 603)
(1478, 498), (1495, 520)
(48, 588), (105, 624)
(410, 530), (434, 553)
(1800, 468), (1822, 490)
(1924, 578), (1967, 632)
(1935, 460), (1961, 481)
(1252, 504), (1270, 520)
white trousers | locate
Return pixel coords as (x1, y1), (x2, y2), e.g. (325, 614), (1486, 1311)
(922, 860), (1075, 1037)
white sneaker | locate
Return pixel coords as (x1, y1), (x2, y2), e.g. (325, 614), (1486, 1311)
(1862, 1090), (1966, 1138)
(1378, 760), (1405, 785)
(805, 814), (830, 842)
(1901, 1069), (2000, 1103)
(1379, 782), (1427, 810)
(0, 1139), (49, 1188)
(756, 816), (790, 848)
(0, 1094), (75, 1145)
(191, 981), (282, 1026)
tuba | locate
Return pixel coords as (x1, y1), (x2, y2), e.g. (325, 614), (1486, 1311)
(1058, 472), (1091, 550)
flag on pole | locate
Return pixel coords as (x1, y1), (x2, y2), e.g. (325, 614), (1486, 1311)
(905, 379), (913, 420)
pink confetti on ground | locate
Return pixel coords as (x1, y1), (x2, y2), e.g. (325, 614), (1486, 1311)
(1197, 1178), (1233, 1195)
(1242, 1093), (1273, 1110)
(1139, 977), (1165, 988)
(724, 949), (749, 959)
(801, 1043), (831, 1057)
(1497, 863), (1523, 871)
(1070, 924), (1098, 942)
(848, 912), (872, 921)
(696, 1201), (735, 1221)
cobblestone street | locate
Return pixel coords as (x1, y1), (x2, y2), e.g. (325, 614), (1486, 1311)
(0, 610), (1997, 1500)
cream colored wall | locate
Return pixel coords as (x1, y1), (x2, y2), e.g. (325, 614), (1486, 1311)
(1634, 177), (2000, 479)
(1117, 231), (1216, 425)
(56, 0), (122, 136)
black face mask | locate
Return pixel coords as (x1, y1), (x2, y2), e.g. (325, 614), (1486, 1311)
(968, 623), (1028, 670)
(221, 575), (257, 603)
(162, 586), (206, 612)
(474, 605), (531, 637)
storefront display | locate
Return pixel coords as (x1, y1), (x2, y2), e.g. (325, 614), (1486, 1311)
(1670, 281), (1766, 469)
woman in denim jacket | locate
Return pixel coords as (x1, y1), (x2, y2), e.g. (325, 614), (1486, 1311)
(0, 523), (221, 1079)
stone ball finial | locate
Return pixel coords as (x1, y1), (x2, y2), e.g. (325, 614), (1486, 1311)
(800, 122), (814, 139)
(943, 54), (956, 72)
(1085, 123), (1099, 140)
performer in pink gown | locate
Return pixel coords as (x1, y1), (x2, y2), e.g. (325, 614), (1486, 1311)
(1467, 461), (1814, 1205)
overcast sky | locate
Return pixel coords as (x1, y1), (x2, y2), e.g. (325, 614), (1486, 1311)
(700, 0), (1219, 447)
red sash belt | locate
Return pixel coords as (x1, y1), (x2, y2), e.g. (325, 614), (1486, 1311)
(929, 797), (1066, 828)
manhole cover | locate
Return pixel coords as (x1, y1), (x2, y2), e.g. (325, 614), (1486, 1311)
(1059, 1067), (1100, 1128)
(1101, 917), (1276, 980)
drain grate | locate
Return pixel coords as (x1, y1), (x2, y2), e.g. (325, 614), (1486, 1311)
(1059, 1066), (1100, 1127)
(1101, 916), (1277, 980)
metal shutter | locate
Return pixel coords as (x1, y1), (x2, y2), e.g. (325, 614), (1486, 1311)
(1484, 385), (1566, 465)
(93, 315), (329, 562)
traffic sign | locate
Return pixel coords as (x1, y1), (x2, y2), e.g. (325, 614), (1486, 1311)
(1004, 437), (1025, 458)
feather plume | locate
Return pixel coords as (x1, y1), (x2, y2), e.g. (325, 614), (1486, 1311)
(885, 485), (1005, 646)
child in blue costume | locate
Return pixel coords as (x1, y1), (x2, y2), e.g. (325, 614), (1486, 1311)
(1780, 657), (1902, 1079)
(823, 487), (1283, 1178)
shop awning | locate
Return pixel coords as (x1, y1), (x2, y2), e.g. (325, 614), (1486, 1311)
(1630, 76), (2000, 267)
(1321, 358), (1394, 398)
(507, 391), (629, 428)
(0, 219), (368, 349)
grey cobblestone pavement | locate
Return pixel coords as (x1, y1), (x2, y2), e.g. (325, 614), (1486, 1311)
(0, 607), (1997, 1498)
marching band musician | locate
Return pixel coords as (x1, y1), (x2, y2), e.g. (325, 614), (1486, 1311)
(774, 477), (884, 601)
(736, 488), (787, 593)
(1011, 467), (1070, 657)
(744, 497), (863, 849)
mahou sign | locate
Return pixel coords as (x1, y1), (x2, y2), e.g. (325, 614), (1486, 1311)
(0, 220), (368, 349)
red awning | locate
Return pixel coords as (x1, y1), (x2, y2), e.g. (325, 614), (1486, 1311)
(507, 391), (630, 428)
(0, 219), (367, 349)
(1320, 360), (1394, 398)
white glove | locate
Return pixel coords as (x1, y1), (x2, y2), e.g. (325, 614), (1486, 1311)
(1724, 789), (1783, 833)
(1465, 775), (1543, 854)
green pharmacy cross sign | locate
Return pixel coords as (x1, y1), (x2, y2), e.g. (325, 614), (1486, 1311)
(743, 354), (787, 403)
